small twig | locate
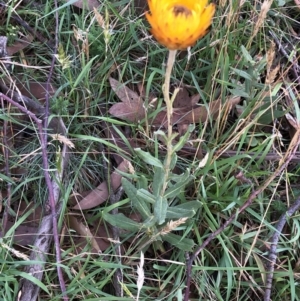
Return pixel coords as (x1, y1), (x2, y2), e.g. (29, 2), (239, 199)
(0, 80), (45, 114)
(269, 30), (300, 86)
(38, 0), (69, 299)
(0, 93), (42, 123)
(183, 129), (300, 301)
(0, 37), (12, 238)
(0, 98), (11, 238)
(0, 93), (69, 301)
(264, 195), (300, 301)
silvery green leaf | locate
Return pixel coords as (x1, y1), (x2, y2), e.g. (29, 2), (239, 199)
(166, 200), (201, 219)
(162, 233), (195, 251)
(153, 167), (165, 197)
(154, 196), (168, 225)
(122, 178), (151, 219)
(134, 148), (163, 168)
(137, 188), (155, 204)
(103, 213), (141, 232)
(165, 170), (194, 199)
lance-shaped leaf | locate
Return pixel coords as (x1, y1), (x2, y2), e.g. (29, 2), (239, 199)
(135, 148), (163, 168)
(122, 178), (151, 220)
(166, 200), (201, 219)
(162, 233), (195, 251)
(164, 169), (194, 199)
(154, 196), (168, 225)
(102, 212), (141, 232)
(152, 167), (165, 197)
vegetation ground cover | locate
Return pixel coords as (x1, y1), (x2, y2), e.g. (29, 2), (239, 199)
(0, 0), (300, 300)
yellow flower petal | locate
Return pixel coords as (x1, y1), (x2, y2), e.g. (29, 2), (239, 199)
(146, 0), (215, 50)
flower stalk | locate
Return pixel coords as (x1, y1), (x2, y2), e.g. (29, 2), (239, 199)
(146, 0), (216, 195)
(161, 49), (177, 193)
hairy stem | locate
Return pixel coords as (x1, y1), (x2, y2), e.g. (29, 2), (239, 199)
(161, 49), (177, 193)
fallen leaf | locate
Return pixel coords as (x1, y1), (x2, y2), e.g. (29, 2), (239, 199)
(73, 159), (131, 210)
(6, 221), (37, 246)
(173, 87), (190, 108)
(109, 77), (145, 122)
(181, 99), (222, 123)
(109, 78), (239, 128)
(2, 77), (57, 102)
(178, 96), (241, 124)
(71, 0), (100, 10)
(6, 35), (33, 55)
(68, 215), (101, 252)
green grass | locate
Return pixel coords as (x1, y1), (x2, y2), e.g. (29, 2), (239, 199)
(1, 0), (300, 300)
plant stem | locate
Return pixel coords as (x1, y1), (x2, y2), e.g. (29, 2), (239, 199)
(161, 49), (177, 193)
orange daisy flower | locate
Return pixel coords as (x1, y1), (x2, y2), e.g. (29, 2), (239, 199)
(146, 0), (215, 50)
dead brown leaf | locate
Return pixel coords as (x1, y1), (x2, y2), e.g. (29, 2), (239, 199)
(180, 99), (222, 123)
(21, 81), (57, 101)
(71, 0), (100, 10)
(2, 77), (57, 102)
(73, 159), (131, 210)
(6, 221), (37, 246)
(67, 215), (101, 252)
(173, 87), (190, 108)
(109, 77), (146, 122)
(6, 35), (33, 55)
(109, 79), (239, 128)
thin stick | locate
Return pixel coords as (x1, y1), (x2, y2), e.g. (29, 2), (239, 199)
(41, 0), (68, 298)
(264, 195), (300, 301)
(0, 99), (11, 238)
(269, 30), (300, 86)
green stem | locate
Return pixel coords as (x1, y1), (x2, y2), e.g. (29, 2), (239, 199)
(161, 49), (177, 194)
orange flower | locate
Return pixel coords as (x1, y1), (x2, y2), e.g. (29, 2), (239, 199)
(146, 0), (215, 50)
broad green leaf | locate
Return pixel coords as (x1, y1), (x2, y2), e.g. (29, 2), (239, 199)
(137, 188), (155, 204)
(141, 215), (157, 228)
(240, 45), (255, 65)
(169, 153), (178, 170)
(228, 88), (250, 98)
(230, 67), (253, 81)
(102, 212), (141, 232)
(165, 170), (194, 199)
(137, 175), (148, 190)
(166, 200), (201, 219)
(257, 110), (285, 125)
(134, 148), (163, 168)
(153, 167), (165, 197)
(222, 201), (237, 212)
(122, 178), (151, 219)
(154, 130), (167, 142)
(162, 233), (195, 251)
(154, 196), (168, 225)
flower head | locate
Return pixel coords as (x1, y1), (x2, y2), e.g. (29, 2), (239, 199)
(146, 0), (215, 50)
